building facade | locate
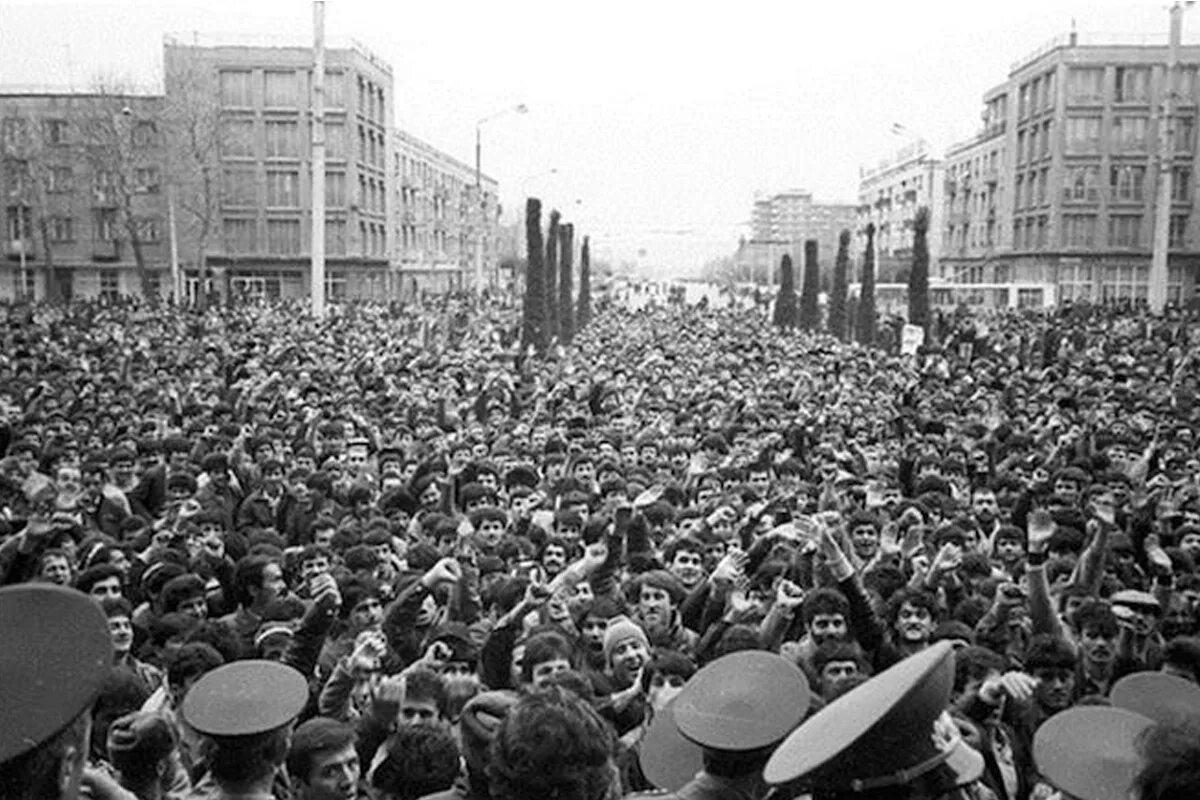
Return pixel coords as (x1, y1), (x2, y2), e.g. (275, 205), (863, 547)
(942, 32), (1200, 305)
(164, 36), (394, 303)
(857, 141), (944, 282)
(0, 92), (168, 302)
(390, 130), (499, 295)
(742, 189), (857, 283)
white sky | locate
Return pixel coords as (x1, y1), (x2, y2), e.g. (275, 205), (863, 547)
(0, 0), (1191, 276)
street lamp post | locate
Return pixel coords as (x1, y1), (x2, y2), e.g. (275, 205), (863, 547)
(474, 103), (527, 291)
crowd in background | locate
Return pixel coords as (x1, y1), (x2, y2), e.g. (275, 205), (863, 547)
(2, 286), (1200, 800)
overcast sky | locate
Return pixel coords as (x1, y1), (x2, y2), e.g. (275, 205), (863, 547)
(0, 0), (1192, 276)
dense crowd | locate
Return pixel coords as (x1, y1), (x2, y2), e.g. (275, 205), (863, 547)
(2, 288), (1200, 800)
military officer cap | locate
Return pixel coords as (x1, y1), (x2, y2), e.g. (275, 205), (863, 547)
(181, 660), (308, 737)
(0, 584), (112, 763)
(639, 651), (810, 791)
(1033, 706), (1153, 800)
(764, 641), (983, 795)
(1112, 670), (1200, 724)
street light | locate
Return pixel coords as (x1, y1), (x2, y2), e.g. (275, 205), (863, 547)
(473, 103), (527, 290)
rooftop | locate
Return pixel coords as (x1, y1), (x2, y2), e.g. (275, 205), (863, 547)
(164, 31), (392, 76)
(1010, 30), (1200, 75)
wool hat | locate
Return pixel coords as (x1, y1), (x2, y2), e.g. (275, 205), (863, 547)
(459, 690), (520, 773)
(603, 615), (649, 665)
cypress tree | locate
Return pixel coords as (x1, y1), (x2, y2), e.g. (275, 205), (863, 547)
(521, 198), (548, 354)
(577, 235), (592, 329)
(857, 223), (877, 346)
(908, 206), (931, 332)
(773, 253), (799, 329)
(559, 223), (575, 343)
(829, 229), (850, 341)
(799, 239), (820, 330)
(545, 210), (560, 341)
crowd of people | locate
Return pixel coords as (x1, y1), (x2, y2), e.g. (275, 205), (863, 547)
(2, 286), (1200, 800)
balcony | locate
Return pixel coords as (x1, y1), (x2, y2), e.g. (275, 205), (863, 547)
(92, 239), (121, 262)
(4, 237), (33, 261)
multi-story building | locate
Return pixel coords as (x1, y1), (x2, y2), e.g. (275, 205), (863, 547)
(943, 32), (1200, 305)
(857, 140), (944, 282)
(391, 129), (499, 295)
(164, 35), (394, 303)
(742, 189), (857, 282)
(0, 91), (168, 301)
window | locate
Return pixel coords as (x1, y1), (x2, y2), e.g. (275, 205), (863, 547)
(133, 121), (158, 147)
(1173, 166), (1192, 202)
(1037, 169), (1048, 205)
(1110, 165), (1146, 202)
(43, 119), (68, 145)
(134, 167), (160, 193)
(92, 169), (117, 198)
(1043, 70), (1055, 109)
(137, 217), (161, 242)
(223, 218), (256, 253)
(1066, 116), (1101, 153)
(264, 71), (299, 107)
(1035, 215), (1048, 248)
(99, 270), (119, 301)
(222, 119), (255, 157)
(6, 205), (31, 240)
(4, 158), (30, 196)
(265, 121), (300, 157)
(1108, 215), (1143, 247)
(1062, 214), (1097, 247)
(1115, 67), (1151, 102)
(219, 70), (253, 107)
(265, 170), (300, 207)
(326, 218), (346, 255)
(49, 216), (74, 242)
(266, 219), (302, 254)
(1012, 220), (1023, 249)
(1027, 127), (1038, 162)
(1, 118), (27, 148)
(325, 122), (344, 158)
(1067, 68), (1104, 103)
(1170, 214), (1189, 248)
(325, 71), (346, 108)
(1014, 175), (1024, 210)
(46, 166), (72, 193)
(1064, 166), (1099, 202)
(95, 208), (119, 241)
(1176, 66), (1198, 101)
(326, 171), (346, 207)
(1041, 121), (1052, 157)
(1112, 116), (1148, 149)
(222, 166), (257, 206)
(1176, 117), (1195, 153)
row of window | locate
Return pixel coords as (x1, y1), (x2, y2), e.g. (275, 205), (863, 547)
(219, 69), (387, 124)
(1060, 165), (1192, 204)
(1065, 115), (1196, 153)
(222, 216), (386, 256)
(1017, 70), (1056, 119)
(222, 118), (385, 168)
(4, 206), (161, 243)
(4, 162), (160, 195)
(1066, 65), (1199, 106)
(0, 116), (159, 149)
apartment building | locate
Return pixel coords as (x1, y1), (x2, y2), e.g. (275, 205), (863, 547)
(742, 189), (857, 283)
(0, 92), (167, 301)
(942, 32), (1200, 305)
(164, 35), (394, 303)
(391, 129), (500, 295)
(857, 140), (944, 281)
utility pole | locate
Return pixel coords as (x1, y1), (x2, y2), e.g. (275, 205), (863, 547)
(1150, 2), (1191, 314)
(310, 0), (327, 318)
(167, 182), (181, 303)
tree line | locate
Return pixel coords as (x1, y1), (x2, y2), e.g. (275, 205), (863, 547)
(520, 197), (593, 355)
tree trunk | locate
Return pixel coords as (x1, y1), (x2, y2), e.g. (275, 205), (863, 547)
(577, 235), (592, 330)
(857, 223), (877, 346)
(559, 223), (574, 343)
(829, 229), (850, 341)
(36, 215), (61, 304)
(799, 239), (820, 330)
(521, 198), (548, 354)
(544, 210), (560, 342)
(908, 206), (931, 332)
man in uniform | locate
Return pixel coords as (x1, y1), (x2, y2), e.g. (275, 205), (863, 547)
(0, 583), (121, 800)
(180, 658), (310, 799)
(634, 650), (811, 800)
(764, 641), (987, 800)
